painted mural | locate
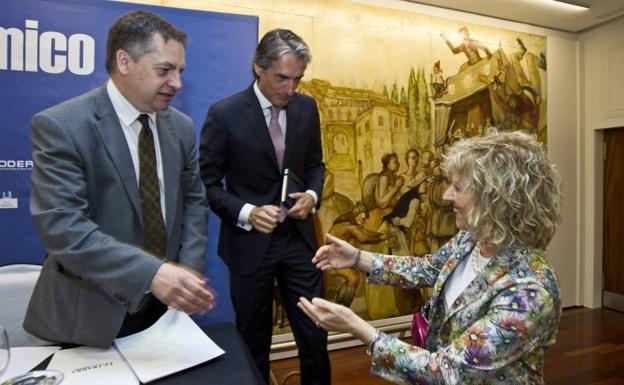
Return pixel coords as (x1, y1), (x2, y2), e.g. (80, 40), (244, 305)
(275, 25), (546, 333)
(119, 0), (548, 336)
(271, 7), (547, 334)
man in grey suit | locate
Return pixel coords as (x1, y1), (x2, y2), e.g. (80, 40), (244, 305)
(24, 10), (214, 348)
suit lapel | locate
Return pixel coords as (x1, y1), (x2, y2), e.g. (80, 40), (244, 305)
(443, 273), (489, 323)
(283, 100), (300, 171)
(423, 247), (465, 339)
(156, 110), (180, 239)
(243, 86), (281, 171)
(92, 87), (142, 223)
(441, 244), (513, 324)
(430, 243), (471, 307)
(429, 236), (480, 323)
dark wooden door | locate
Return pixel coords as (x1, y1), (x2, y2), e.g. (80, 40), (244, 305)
(603, 128), (624, 312)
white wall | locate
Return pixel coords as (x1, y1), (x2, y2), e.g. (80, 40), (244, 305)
(545, 34), (580, 307)
(580, 15), (624, 308)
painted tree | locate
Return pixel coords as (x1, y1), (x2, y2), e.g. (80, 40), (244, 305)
(416, 67), (432, 151)
(407, 68), (419, 149)
(391, 83), (399, 104)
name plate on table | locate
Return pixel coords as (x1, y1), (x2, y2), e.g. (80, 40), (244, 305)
(47, 345), (138, 385)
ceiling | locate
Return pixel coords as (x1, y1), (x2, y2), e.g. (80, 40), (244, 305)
(403, 0), (624, 33)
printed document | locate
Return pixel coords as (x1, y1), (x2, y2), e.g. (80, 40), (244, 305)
(114, 309), (225, 383)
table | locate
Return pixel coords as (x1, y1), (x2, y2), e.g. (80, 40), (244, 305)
(35, 322), (264, 385)
(153, 322), (264, 385)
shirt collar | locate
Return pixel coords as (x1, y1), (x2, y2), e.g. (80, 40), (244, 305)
(106, 79), (157, 126)
(253, 80), (273, 112)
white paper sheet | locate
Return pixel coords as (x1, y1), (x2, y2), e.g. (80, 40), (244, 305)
(46, 345), (139, 385)
(114, 310), (225, 383)
(0, 346), (61, 382)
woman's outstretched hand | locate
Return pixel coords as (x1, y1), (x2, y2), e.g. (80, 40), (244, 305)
(297, 296), (376, 343)
(312, 233), (359, 270)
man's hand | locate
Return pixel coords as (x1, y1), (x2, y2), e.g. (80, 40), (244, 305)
(249, 205), (280, 233)
(149, 263), (215, 315)
(287, 192), (315, 220)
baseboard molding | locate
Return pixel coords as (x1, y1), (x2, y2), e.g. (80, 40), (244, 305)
(603, 290), (624, 312)
(270, 315), (412, 360)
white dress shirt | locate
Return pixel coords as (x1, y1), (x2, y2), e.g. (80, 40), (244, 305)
(441, 246), (490, 309)
(106, 79), (166, 222)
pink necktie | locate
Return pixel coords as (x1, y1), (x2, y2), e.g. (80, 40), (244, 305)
(268, 106), (285, 170)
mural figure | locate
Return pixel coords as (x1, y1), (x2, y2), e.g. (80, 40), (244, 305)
(327, 202), (389, 308)
(440, 26), (492, 71)
(318, 169), (353, 234)
(364, 153), (404, 233)
(384, 149), (431, 255)
(448, 119), (464, 143)
(430, 60), (448, 100)
(426, 165), (456, 251)
(476, 38), (545, 131)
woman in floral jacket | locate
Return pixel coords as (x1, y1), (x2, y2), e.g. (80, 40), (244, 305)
(299, 131), (563, 385)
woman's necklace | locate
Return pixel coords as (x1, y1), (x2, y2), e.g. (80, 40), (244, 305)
(470, 242), (487, 273)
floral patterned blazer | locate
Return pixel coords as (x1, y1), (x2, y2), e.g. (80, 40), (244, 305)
(367, 230), (561, 385)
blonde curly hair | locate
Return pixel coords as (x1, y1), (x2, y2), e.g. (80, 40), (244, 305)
(442, 131), (563, 250)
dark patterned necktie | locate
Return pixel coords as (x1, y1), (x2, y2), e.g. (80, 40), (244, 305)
(137, 114), (166, 259)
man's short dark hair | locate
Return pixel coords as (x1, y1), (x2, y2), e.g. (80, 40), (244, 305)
(105, 10), (187, 74)
(252, 29), (310, 78)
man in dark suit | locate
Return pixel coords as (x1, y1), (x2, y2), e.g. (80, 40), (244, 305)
(24, 10), (214, 348)
(200, 29), (330, 385)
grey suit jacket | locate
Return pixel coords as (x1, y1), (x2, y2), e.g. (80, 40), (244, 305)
(24, 85), (208, 348)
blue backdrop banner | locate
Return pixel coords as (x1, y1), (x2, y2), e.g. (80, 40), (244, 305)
(0, 0), (258, 324)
